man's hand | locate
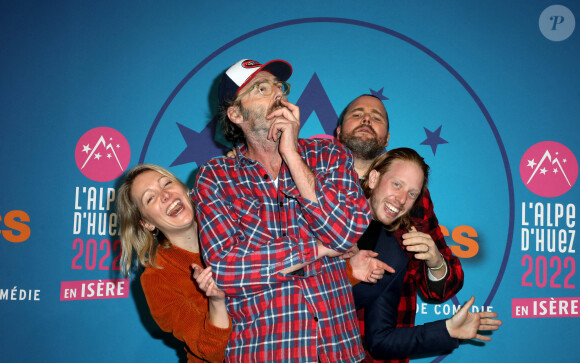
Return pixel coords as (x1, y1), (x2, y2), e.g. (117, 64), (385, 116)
(339, 244), (360, 260)
(401, 226), (444, 268)
(225, 148), (237, 158)
(320, 243), (358, 259)
(267, 99), (301, 158)
(350, 250), (395, 283)
(446, 296), (502, 340)
(267, 98), (318, 202)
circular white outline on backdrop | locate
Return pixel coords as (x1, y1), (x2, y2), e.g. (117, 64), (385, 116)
(539, 5), (575, 41)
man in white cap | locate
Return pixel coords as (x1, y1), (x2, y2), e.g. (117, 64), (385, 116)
(194, 59), (386, 362)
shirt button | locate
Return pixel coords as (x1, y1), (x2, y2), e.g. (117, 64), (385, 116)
(313, 316), (319, 322)
(263, 174), (269, 180)
(282, 233), (286, 237)
(279, 201), (283, 207)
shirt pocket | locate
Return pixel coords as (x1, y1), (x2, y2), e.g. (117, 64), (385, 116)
(231, 196), (264, 237)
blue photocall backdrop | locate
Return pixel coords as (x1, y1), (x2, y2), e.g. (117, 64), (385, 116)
(1, 1), (578, 362)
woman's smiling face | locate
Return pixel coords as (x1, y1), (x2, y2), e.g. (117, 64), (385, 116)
(130, 170), (195, 235)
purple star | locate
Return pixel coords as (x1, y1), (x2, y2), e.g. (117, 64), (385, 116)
(369, 87), (389, 101)
(420, 125), (448, 155)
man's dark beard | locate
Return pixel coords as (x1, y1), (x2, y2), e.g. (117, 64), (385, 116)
(339, 129), (387, 160)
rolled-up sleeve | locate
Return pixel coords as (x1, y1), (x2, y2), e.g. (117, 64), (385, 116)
(283, 140), (371, 252)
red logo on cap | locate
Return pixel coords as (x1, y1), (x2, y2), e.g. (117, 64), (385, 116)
(242, 60), (262, 68)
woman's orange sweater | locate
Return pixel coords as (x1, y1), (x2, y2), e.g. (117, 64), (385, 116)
(141, 245), (231, 362)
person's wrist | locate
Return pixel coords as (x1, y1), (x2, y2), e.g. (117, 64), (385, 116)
(280, 148), (300, 163)
(318, 242), (330, 257)
(208, 295), (225, 304)
(445, 318), (455, 337)
(428, 253), (445, 270)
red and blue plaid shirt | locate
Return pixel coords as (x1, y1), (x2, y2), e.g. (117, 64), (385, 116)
(359, 189), (464, 363)
(194, 138), (371, 362)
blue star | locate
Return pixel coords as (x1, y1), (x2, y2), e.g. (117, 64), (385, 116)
(171, 120), (228, 167)
(369, 87), (389, 101)
(420, 125), (448, 155)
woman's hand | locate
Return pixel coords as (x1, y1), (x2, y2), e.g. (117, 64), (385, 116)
(192, 263), (230, 329)
(192, 263), (225, 301)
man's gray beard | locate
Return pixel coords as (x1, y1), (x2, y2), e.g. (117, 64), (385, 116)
(339, 133), (386, 160)
(240, 101), (286, 145)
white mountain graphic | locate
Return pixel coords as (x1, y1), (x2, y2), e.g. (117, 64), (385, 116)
(527, 149), (571, 186)
(81, 135), (124, 171)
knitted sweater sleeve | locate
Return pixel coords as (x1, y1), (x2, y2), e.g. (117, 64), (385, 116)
(141, 270), (231, 362)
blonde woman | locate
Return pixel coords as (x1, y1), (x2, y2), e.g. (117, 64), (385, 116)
(118, 164), (231, 362)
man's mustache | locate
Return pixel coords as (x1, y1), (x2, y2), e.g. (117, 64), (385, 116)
(268, 99), (285, 115)
(353, 124), (377, 136)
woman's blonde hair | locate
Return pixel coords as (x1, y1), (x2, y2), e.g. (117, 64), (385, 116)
(360, 147), (430, 231)
(117, 164), (189, 277)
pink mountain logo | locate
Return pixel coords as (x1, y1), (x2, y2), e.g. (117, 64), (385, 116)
(520, 141), (578, 197)
(75, 127), (131, 182)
